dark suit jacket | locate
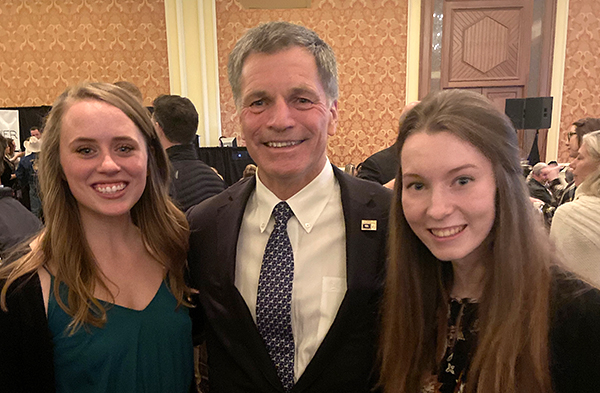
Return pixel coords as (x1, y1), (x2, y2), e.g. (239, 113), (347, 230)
(166, 144), (226, 212)
(186, 166), (392, 393)
(0, 274), (55, 393)
(0, 187), (42, 259)
(356, 143), (398, 185)
(527, 178), (556, 207)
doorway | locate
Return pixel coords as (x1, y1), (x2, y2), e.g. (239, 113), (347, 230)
(419, 0), (557, 161)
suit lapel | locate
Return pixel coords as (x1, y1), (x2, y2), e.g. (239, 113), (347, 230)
(293, 167), (386, 392)
(212, 178), (284, 391)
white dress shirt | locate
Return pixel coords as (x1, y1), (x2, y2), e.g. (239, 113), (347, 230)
(235, 159), (347, 381)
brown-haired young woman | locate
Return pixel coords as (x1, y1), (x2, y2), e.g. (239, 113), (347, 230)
(380, 89), (600, 393)
(0, 83), (194, 392)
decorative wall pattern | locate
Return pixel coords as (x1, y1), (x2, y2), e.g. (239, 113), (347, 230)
(215, 0), (408, 166)
(559, 0), (600, 162)
(0, 0), (170, 108)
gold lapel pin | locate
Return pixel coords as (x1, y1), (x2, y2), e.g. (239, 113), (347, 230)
(361, 220), (377, 231)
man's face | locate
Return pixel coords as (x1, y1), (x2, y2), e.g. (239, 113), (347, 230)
(566, 125), (579, 158)
(238, 46), (338, 198)
(30, 129), (41, 139)
(532, 170), (546, 183)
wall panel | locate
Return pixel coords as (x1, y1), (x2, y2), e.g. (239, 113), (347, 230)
(0, 0), (170, 107)
(559, 0), (600, 162)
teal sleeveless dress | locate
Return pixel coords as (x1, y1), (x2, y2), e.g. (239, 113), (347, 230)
(47, 277), (194, 393)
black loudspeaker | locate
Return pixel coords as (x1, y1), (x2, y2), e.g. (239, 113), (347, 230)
(524, 97), (553, 129)
(505, 98), (525, 129)
(504, 97), (553, 130)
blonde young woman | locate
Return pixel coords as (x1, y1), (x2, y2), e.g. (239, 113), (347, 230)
(0, 83), (194, 393)
(380, 90), (600, 393)
(551, 130), (600, 288)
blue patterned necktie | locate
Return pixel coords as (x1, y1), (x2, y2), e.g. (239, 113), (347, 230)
(256, 201), (295, 392)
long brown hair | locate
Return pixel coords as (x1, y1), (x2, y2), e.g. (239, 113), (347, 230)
(1, 82), (191, 332)
(380, 90), (557, 393)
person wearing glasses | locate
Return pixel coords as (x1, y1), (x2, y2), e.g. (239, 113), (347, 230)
(557, 118), (600, 205)
(551, 130), (600, 288)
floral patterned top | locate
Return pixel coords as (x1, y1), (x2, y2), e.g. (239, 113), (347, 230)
(422, 298), (479, 393)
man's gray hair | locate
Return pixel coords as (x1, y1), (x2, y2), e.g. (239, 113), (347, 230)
(227, 21), (339, 109)
(531, 162), (547, 176)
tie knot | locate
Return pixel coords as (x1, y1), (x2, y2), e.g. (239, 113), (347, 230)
(272, 201), (293, 225)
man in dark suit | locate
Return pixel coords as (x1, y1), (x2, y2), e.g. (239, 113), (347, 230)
(187, 21), (391, 393)
(356, 142), (399, 185)
(527, 162), (556, 207)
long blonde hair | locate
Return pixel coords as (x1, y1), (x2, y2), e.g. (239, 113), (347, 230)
(1, 83), (191, 332)
(380, 90), (556, 393)
(576, 130), (600, 198)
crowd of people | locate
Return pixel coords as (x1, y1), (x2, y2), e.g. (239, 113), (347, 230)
(1, 21), (599, 393)
(516, 117), (600, 289)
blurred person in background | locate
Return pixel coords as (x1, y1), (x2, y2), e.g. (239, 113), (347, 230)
(357, 101), (419, 187)
(560, 118), (600, 204)
(0, 134), (41, 260)
(152, 94), (226, 211)
(16, 136), (43, 218)
(551, 130), (600, 288)
(527, 162), (556, 207)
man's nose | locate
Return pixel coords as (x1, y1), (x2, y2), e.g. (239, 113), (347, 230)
(266, 98), (294, 131)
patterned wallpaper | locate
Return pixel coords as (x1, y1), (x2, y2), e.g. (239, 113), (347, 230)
(215, 0), (408, 166)
(0, 0), (169, 108)
(559, 0), (600, 162)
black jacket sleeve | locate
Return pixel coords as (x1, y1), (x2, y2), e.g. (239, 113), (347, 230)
(550, 274), (600, 393)
(0, 274), (55, 393)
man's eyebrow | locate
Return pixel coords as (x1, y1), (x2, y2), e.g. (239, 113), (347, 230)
(242, 91), (268, 102)
(289, 86), (318, 96)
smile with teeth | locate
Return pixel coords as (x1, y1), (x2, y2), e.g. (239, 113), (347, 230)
(265, 140), (302, 148)
(430, 225), (466, 238)
(94, 183), (126, 194)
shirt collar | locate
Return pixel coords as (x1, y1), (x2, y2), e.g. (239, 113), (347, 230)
(255, 158), (337, 234)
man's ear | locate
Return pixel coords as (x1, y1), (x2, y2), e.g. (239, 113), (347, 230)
(327, 100), (338, 137)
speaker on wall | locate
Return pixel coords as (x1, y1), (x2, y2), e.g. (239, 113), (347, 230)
(504, 97), (553, 130)
(524, 97), (553, 129)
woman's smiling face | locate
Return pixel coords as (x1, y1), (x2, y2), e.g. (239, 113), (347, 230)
(59, 99), (148, 220)
(400, 131), (497, 265)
